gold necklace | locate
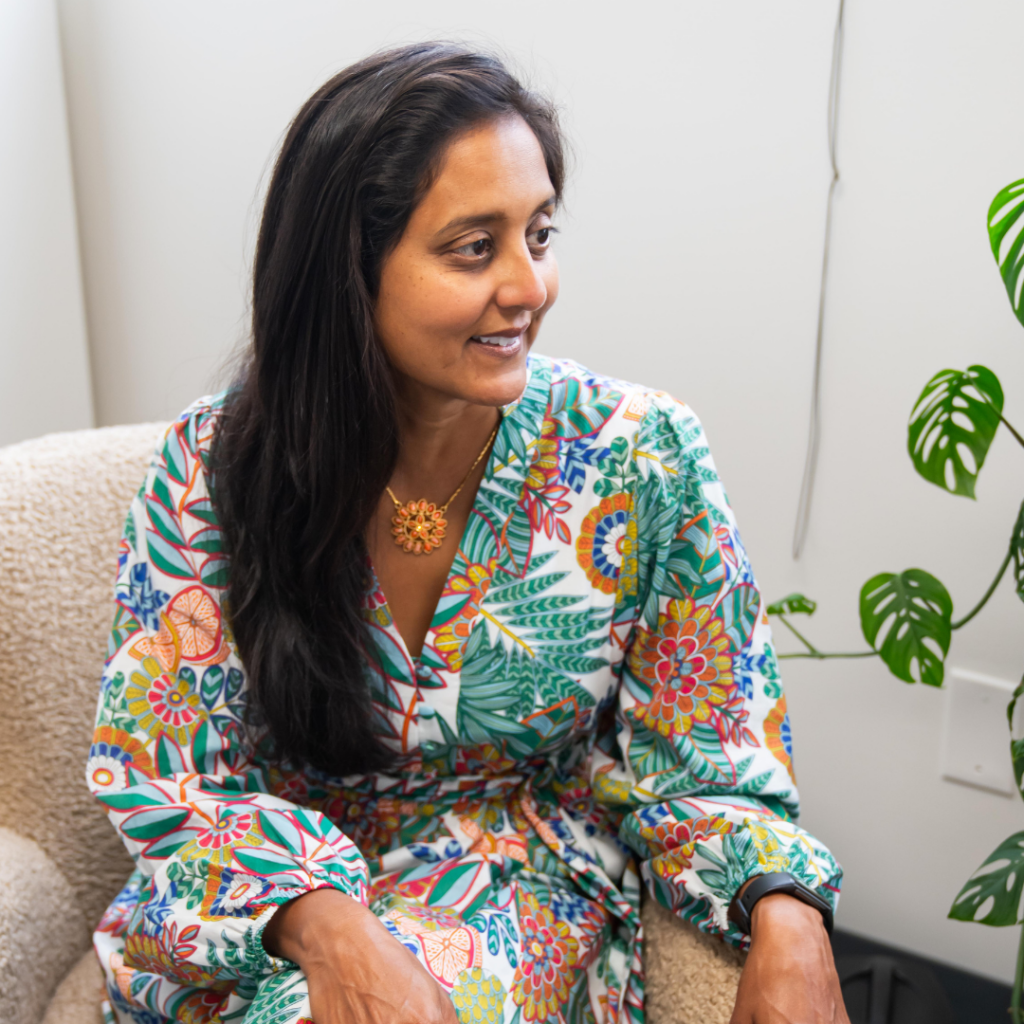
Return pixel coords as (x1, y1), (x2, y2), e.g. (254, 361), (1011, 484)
(386, 421), (500, 555)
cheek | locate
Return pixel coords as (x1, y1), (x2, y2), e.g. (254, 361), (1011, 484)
(424, 274), (493, 336)
(382, 263), (488, 347)
(541, 257), (560, 310)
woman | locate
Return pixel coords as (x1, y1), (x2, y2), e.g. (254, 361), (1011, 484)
(88, 43), (847, 1024)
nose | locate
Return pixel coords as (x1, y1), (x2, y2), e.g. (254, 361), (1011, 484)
(495, 244), (547, 313)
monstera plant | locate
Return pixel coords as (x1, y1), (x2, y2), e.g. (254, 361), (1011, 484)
(768, 177), (1024, 1020)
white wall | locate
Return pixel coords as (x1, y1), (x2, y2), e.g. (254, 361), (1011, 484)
(0, 0), (92, 447)
(55, 0), (1024, 981)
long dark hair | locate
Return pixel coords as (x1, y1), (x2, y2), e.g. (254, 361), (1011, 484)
(212, 43), (565, 777)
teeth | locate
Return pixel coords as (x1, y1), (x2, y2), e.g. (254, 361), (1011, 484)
(473, 334), (520, 347)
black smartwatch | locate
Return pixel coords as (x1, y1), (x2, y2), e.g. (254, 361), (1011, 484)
(727, 872), (834, 936)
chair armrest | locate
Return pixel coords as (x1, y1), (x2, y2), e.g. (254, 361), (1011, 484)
(0, 828), (90, 1024)
(643, 896), (745, 1024)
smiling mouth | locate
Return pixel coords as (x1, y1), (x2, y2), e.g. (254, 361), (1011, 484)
(471, 334), (522, 348)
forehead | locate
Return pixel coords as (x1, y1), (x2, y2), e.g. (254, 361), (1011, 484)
(413, 115), (554, 229)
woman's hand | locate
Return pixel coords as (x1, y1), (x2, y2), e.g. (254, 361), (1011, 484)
(730, 893), (850, 1024)
(262, 888), (457, 1024)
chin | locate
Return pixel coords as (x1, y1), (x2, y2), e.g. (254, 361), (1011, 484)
(471, 361), (529, 407)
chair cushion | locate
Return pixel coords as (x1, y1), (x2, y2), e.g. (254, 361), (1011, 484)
(0, 828), (89, 1024)
(0, 423), (167, 929)
(643, 898), (745, 1024)
(41, 950), (105, 1024)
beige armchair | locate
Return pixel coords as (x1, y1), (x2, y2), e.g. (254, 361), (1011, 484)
(0, 424), (743, 1024)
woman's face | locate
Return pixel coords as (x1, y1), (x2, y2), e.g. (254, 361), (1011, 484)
(375, 114), (559, 409)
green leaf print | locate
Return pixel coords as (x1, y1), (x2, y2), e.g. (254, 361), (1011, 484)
(200, 666), (225, 709)
(147, 497), (187, 547)
(500, 502), (534, 577)
(627, 728), (683, 779)
(121, 806), (190, 841)
(244, 970), (311, 1024)
(147, 530), (196, 580)
(188, 527), (222, 554)
(949, 832), (1024, 926)
(200, 555), (230, 588)
(547, 377), (623, 438)
(162, 432), (188, 485)
(676, 722), (736, 785)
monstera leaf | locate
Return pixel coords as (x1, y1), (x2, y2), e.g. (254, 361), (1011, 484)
(1006, 676), (1024, 801)
(766, 594), (817, 616)
(860, 570), (952, 686)
(907, 366), (1003, 498)
(988, 178), (1024, 330)
(950, 832), (1024, 926)
(1011, 501), (1024, 605)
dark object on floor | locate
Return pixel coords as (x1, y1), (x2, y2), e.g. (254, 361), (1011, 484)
(837, 954), (956, 1024)
(831, 930), (1011, 1024)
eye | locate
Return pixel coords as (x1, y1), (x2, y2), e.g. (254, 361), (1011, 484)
(452, 237), (492, 259)
(528, 225), (556, 253)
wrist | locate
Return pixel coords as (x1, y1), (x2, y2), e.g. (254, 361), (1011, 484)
(749, 892), (829, 943)
(262, 887), (364, 964)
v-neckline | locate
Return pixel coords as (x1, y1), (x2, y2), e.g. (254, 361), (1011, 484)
(364, 356), (549, 672)
(367, 414), (503, 670)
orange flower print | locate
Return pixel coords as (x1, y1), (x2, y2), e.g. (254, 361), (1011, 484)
(125, 656), (206, 745)
(512, 889), (580, 1021)
(764, 695), (796, 781)
(124, 926), (231, 991)
(576, 494), (635, 595)
(199, 864), (274, 921)
(628, 597), (734, 738)
(87, 725), (155, 793)
(180, 810), (264, 865)
(175, 988), (231, 1024)
(195, 811), (257, 852)
(432, 558), (497, 671)
(648, 815), (733, 880)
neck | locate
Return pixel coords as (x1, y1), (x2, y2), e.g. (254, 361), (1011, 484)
(389, 376), (501, 499)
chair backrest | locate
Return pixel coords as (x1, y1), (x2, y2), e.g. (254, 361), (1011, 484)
(0, 423), (168, 928)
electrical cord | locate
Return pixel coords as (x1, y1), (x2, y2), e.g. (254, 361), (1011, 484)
(792, 0), (846, 560)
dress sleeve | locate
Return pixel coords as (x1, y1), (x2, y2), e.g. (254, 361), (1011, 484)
(87, 402), (370, 987)
(590, 392), (841, 948)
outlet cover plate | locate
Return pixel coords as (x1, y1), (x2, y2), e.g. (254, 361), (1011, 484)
(941, 669), (1016, 797)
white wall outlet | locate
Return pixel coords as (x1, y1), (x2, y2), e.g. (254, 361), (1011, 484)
(941, 669), (1018, 797)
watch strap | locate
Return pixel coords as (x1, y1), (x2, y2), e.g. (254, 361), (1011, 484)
(728, 871), (834, 936)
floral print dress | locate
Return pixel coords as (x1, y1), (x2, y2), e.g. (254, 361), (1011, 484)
(88, 356), (841, 1024)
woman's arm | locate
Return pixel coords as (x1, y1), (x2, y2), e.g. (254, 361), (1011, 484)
(262, 889), (457, 1024)
(89, 404), (371, 987)
(596, 392), (846, 1021)
(730, 892), (849, 1024)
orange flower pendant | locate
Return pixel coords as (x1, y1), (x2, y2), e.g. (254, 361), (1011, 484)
(391, 499), (448, 555)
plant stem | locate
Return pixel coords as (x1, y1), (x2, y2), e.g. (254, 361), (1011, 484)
(1012, 918), (1024, 1024)
(775, 613), (877, 660)
(776, 613), (820, 654)
(1002, 413), (1024, 451)
(779, 651), (877, 660)
(951, 549), (1012, 630)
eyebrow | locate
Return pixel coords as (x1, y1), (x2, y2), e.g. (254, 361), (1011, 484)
(434, 195), (558, 238)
